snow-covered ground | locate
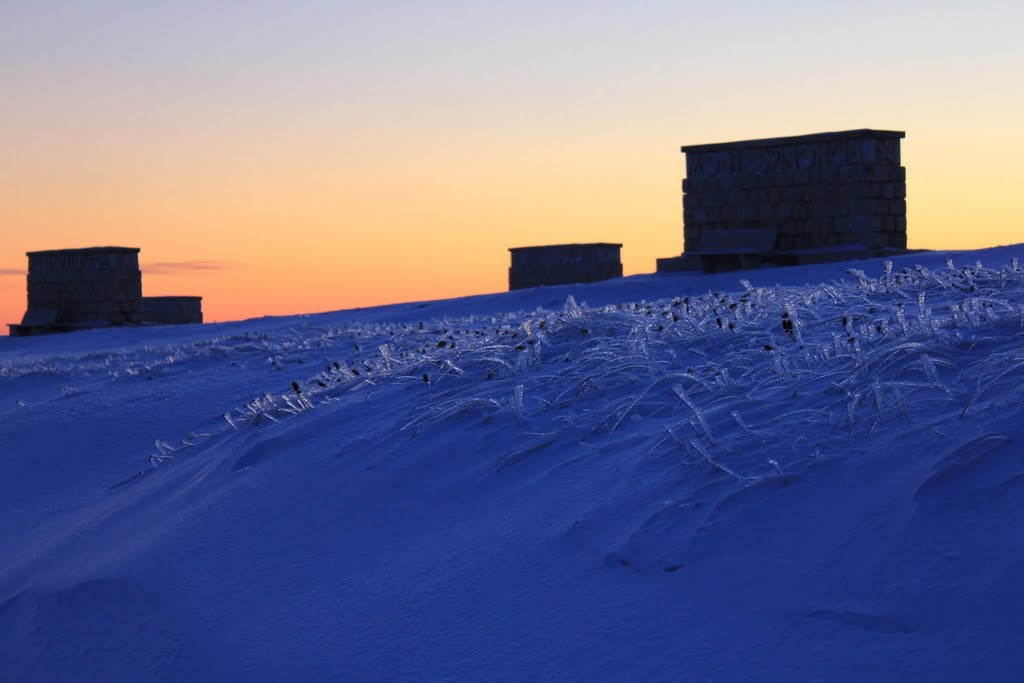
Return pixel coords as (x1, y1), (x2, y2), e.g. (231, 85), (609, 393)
(3, 245), (1024, 679)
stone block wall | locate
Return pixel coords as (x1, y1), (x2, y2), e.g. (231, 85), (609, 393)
(142, 296), (203, 325)
(509, 243), (623, 290)
(8, 246), (208, 336)
(25, 247), (143, 327)
(659, 129), (908, 272)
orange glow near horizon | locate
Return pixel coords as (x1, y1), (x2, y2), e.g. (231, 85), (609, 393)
(2, 2), (1022, 333)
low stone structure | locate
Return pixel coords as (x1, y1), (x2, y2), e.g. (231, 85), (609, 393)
(8, 246), (203, 336)
(657, 129), (908, 273)
(142, 296), (203, 325)
(509, 243), (623, 290)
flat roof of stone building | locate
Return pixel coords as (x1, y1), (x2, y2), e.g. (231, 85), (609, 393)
(27, 246), (140, 257)
(681, 129), (905, 154)
(143, 295), (203, 301)
(509, 243), (623, 253)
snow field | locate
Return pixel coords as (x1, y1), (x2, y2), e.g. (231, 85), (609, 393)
(3, 248), (1024, 678)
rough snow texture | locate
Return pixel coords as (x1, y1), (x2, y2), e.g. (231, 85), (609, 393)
(3, 246), (1024, 679)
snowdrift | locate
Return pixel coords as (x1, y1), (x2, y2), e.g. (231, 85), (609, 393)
(3, 246), (1024, 679)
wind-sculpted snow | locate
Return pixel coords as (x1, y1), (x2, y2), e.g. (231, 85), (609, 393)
(8, 254), (1024, 541)
(149, 257), (1024, 484)
(6, 251), (1024, 679)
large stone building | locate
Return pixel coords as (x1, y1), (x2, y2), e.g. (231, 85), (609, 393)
(509, 243), (623, 290)
(8, 246), (203, 336)
(657, 129), (908, 273)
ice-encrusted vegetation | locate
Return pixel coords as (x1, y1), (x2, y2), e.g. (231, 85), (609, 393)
(6, 258), (1021, 480)
(140, 257), (1024, 482)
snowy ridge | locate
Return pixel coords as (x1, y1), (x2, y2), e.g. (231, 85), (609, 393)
(159, 257), (1024, 483)
(3, 249), (1024, 679)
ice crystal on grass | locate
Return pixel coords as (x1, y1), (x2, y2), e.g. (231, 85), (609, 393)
(234, 395), (281, 426)
(148, 439), (176, 467)
(120, 256), (1024, 480)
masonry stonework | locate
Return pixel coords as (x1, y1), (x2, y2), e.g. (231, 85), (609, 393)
(509, 243), (623, 290)
(10, 247), (143, 335)
(9, 246), (204, 336)
(657, 129), (908, 273)
(142, 296), (204, 325)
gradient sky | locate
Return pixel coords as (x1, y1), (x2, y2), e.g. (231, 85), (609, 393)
(2, 1), (1022, 331)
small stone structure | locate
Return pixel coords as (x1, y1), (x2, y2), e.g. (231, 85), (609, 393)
(657, 129), (908, 273)
(509, 243), (623, 290)
(142, 296), (203, 325)
(8, 246), (203, 336)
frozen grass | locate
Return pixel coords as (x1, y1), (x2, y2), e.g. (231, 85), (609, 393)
(88, 257), (1024, 479)
(4, 257), (1022, 480)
